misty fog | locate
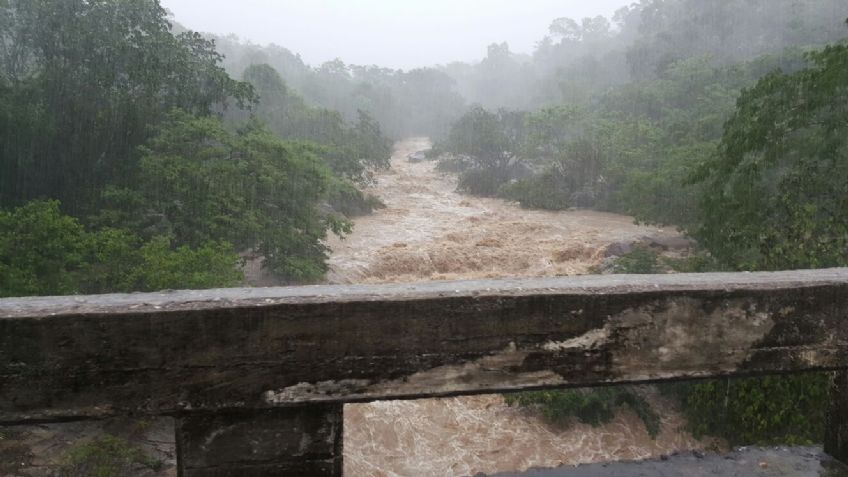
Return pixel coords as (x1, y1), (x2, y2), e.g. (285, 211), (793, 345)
(160, 0), (633, 69)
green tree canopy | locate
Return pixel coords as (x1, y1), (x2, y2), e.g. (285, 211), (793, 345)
(0, 0), (254, 214)
(0, 200), (242, 298)
(241, 63), (391, 181)
(693, 43), (848, 270)
(447, 106), (524, 171)
(444, 106), (528, 196)
(132, 112), (344, 282)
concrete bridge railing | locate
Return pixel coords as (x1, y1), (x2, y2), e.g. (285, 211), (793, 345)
(2, 269), (847, 476)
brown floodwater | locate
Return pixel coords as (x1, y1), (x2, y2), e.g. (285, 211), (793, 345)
(2, 139), (708, 477)
(325, 138), (680, 284)
(329, 139), (712, 476)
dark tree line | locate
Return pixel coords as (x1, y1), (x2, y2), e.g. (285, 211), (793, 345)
(0, 0), (392, 297)
(201, 0), (847, 145)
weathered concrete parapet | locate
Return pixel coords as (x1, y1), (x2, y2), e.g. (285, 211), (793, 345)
(176, 405), (343, 477)
(2, 269), (848, 421)
(1, 269), (848, 475)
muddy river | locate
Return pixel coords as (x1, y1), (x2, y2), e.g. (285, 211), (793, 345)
(2, 138), (708, 477)
(333, 139), (710, 476)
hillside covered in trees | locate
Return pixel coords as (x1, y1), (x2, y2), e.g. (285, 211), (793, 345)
(4, 0), (845, 298)
(0, 0), (393, 296)
(203, 0), (848, 273)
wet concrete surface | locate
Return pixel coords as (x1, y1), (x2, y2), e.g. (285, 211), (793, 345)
(481, 447), (848, 477)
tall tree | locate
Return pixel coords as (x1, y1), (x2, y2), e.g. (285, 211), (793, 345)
(446, 106), (527, 196)
(136, 112), (343, 282)
(0, 0), (253, 214)
(693, 43), (848, 270)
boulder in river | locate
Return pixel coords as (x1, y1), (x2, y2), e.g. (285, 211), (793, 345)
(408, 151), (429, 163)
(604, 241), (634, 258)
(640, 234), (694, 252)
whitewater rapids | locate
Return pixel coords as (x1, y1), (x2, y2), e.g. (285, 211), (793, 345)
(329, 138), (711, 477)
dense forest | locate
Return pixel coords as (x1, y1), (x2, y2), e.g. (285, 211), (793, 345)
(199, 0), (848, 274)
(3, 0), (845, 297)
(1, 0), (848, 461)
(0, 0), (392, 296)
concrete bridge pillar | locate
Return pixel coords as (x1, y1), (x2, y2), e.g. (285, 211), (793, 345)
(826, 370), (848, 465)
(175, 404), (343, 477)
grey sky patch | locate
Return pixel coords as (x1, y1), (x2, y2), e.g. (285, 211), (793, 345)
(159, 0), (632, 69)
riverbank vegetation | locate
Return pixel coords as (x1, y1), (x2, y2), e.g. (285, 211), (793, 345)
(504, 40), (845, 437)
(448, 1), (846, 446)
(0, 0), (391, 297)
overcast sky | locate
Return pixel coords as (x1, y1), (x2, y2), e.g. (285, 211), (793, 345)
(160, 0), (632, 70)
